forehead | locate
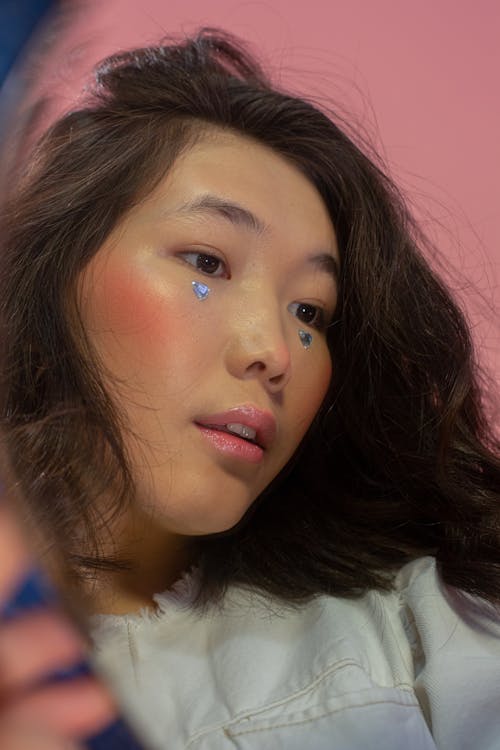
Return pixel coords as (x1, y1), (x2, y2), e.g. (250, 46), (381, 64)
(141, 130), (338, 258)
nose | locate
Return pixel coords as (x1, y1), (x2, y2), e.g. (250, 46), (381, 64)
(224, 300), (292, 394)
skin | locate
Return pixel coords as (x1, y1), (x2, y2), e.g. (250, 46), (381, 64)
(0, 506), (116, 749)
(77, 129), (340, 613)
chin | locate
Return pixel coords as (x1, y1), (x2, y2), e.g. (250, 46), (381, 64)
(177, 503), (253, 537)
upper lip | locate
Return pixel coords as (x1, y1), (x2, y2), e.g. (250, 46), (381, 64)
(194, 405), (277, 450)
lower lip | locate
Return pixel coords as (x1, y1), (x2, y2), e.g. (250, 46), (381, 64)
(195, 424), (264, 464)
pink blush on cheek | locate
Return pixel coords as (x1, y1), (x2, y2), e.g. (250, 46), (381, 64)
(88, 263), (180, 360)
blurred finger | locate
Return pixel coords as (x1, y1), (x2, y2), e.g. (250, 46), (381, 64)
(2, 676), (116, 739)
(0, 610), (87, 692)
(0, 506), (32, 603)
(0, 718), (83, 749)
(0, 722), (84, 750)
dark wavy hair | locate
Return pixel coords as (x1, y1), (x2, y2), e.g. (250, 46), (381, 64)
(1, 29), (499, 609)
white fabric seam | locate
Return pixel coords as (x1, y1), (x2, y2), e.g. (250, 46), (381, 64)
(185, 658), (415, 748)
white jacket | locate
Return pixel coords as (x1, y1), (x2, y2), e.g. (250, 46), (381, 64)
(90, 557), (500, 749)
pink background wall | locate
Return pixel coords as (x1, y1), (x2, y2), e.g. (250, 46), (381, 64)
(41, 0), (499, 392)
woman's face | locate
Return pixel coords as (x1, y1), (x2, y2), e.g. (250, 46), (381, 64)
(78, 131), (339, 535)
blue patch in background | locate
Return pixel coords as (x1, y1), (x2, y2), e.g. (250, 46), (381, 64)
(0, 0), (55, 86)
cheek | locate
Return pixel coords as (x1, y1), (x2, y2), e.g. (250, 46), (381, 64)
(307, 340), (332, 395)
(320, 353), (333, 395)
(90, 265), (173, 355)
(298, 349), (332, 425)
(80, 258), (205, 389)
(275, 349), (331, 471)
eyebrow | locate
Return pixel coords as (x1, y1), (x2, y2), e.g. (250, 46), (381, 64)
(307, 253), (340, 285)
(171, 193), (268, 235)
(169, 193), (340, 283)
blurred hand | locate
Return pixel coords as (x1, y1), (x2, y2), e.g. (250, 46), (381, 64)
(0, 504), (117, 749)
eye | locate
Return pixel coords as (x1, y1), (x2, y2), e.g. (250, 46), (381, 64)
(179, 251), (229, 278)
(288, 302), (327, 331)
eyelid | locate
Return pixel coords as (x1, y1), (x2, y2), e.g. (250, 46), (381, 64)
(288, 301), (331, 331)
(176, 249), (230, 279)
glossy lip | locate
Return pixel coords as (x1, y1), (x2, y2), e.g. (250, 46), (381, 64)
(196, 426), (265, 464)
(194, 405), (277, 451)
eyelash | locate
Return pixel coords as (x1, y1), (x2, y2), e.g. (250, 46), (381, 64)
(179, 251), (229, 278)
(287, 302), (327, 331)
(180, 251), (328, 331)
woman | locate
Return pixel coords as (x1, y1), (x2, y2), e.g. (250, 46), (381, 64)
(1, 28), (499, 749)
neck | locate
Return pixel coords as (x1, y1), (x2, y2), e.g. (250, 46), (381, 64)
(79, 512), (195, 616)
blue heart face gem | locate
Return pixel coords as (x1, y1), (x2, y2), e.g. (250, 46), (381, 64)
(192, 280), (210, 300)
(298, 329), (312, 349)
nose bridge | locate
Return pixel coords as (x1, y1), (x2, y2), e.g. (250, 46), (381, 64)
(225, 277), (291, 384)
(242, 277), (281, 331)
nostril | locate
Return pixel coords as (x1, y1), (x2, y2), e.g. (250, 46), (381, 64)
(269, 372), (287, 388)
